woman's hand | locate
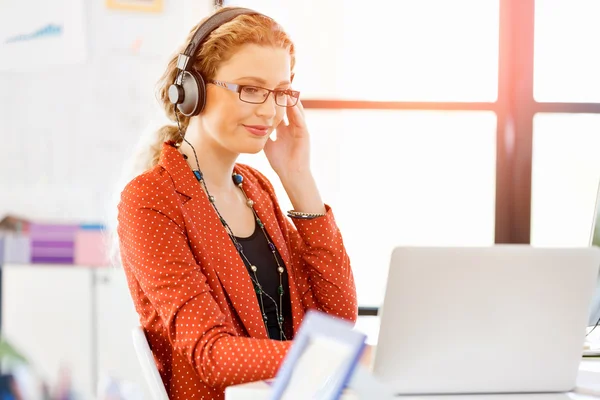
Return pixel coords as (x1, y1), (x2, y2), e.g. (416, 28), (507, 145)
(264, 100), (310, 179)
(264, 100), (325, 214)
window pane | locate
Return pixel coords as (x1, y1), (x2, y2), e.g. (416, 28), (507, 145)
(238, 110), (497, 307)
(531, 113), (600, 246)
(534, 0), (600, 102)
(225, 0), (499, 102)
(340, 1), (499, 102)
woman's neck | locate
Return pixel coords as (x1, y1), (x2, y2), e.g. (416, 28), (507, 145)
(179, 128), (238, 191)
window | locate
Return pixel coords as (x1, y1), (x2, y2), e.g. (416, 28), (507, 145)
(227, 0), (600, 311)
(340, 1), (499, 101)
(229, 0), (500, 307)
(239, 110), (497, 306)
(225, 0), (500, 101)
(534, 0), (600, 102)
(530, 113), (600, 246)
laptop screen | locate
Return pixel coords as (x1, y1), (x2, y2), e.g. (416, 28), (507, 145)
(590, 180), (600, 247)
(588, 181), (600, 327)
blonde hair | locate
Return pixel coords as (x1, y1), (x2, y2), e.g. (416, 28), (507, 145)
(145, 6), (296, 170)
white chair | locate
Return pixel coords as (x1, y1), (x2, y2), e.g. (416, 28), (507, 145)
(131, 326), (170, 400)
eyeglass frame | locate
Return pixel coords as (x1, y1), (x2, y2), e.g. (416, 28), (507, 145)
(208, 80), (300, 107)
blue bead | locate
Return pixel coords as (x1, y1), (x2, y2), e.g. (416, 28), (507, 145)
(232, 173), (243, 185)
(268, 243), (275, 251)
(193, 170), (203, 181)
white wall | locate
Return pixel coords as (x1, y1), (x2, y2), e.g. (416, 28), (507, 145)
(0, 0), (213, 226)
(0, 2), (213, 397)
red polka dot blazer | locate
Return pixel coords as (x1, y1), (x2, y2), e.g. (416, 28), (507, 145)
(117, 142), (358, 399)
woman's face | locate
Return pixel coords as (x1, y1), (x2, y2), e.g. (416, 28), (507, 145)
(199, 43), (292, 155)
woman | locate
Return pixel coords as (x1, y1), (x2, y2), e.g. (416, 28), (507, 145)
(117, 6), (357, 399)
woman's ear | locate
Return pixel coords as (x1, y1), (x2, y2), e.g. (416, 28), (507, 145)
(290, 72), (295, 83)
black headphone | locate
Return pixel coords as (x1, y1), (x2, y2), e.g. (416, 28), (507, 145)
(167, 7), (264, 117)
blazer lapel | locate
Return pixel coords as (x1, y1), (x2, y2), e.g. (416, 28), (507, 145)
(235, 165), (305, 335)
(159, 143), (269, 339)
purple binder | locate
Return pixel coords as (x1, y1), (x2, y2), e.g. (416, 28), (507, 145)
(29, 223), (78, 264)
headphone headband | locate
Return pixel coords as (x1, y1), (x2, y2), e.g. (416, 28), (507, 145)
(185, 7), (258, 58)
(176, 7), (260, 76)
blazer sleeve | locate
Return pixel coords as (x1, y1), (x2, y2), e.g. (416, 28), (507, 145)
(286, 205), (358, 322)
(241, 166), (358, 323)
(117, 173), (292, 389)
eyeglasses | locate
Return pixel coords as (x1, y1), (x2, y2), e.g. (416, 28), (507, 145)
(209, 80), (300, 107)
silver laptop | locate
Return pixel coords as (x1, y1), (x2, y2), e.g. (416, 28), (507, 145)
(587, 180), (600, 327)
(372, 245), (600, 395)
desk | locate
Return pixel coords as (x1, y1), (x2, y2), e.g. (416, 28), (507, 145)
(580, 357), (600, 374)
(226, 320), (600, 399)
(225, 360), (600, 399)
(225, 383), (599, 400)
(577, 358), (600, 397)
(226, 316), (600, 399)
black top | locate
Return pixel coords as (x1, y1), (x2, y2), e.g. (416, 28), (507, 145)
(234, 219), (292, 340)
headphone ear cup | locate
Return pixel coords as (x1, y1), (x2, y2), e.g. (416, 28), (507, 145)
(177, 70), (207, 117)
(168, 82), (184, 105)
(193, 71), (207, 115)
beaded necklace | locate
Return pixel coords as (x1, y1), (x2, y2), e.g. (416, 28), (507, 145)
(182, 150), (288, 341)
